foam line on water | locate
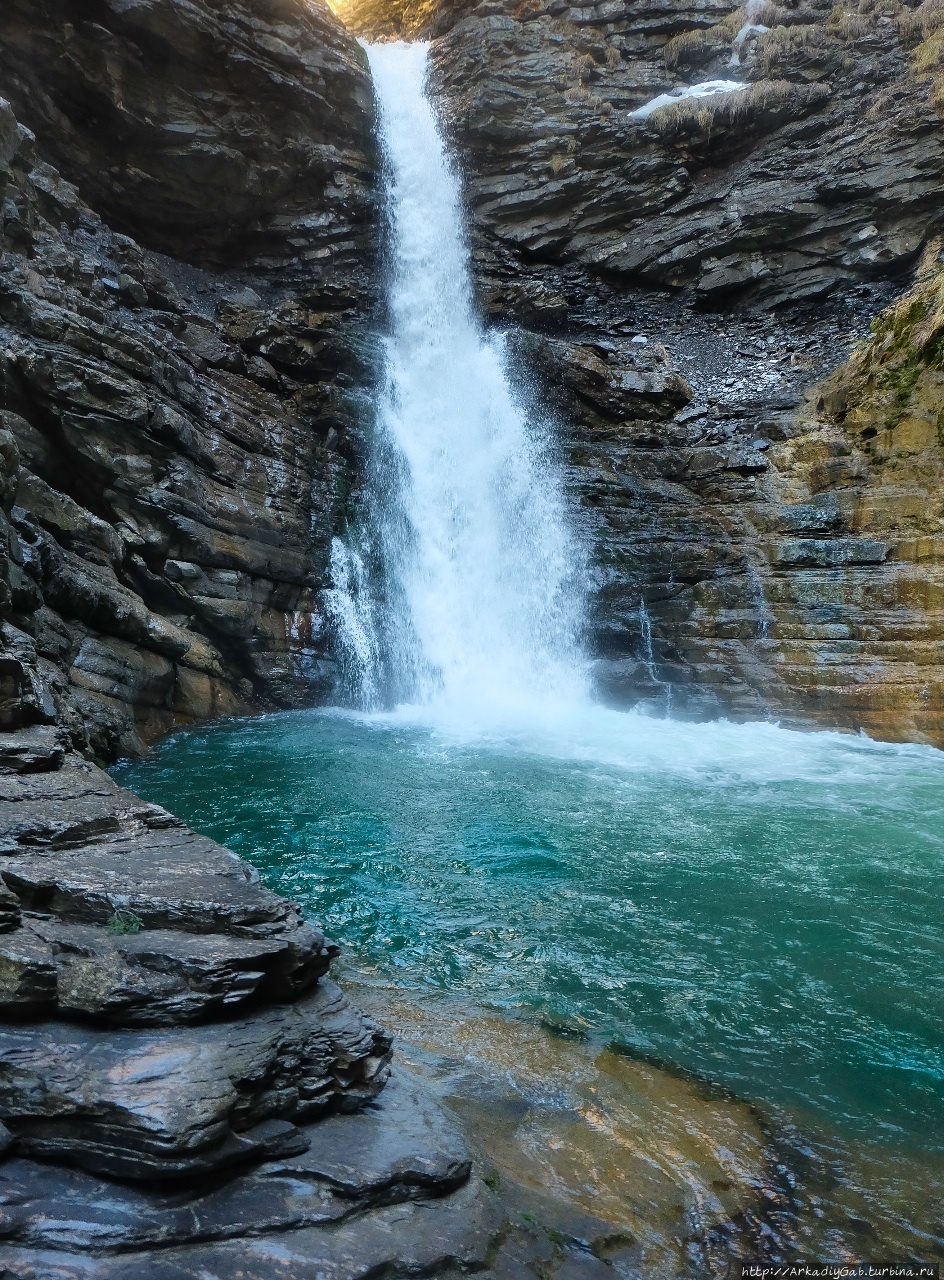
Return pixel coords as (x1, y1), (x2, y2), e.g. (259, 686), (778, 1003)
(316, 699), (944, 790)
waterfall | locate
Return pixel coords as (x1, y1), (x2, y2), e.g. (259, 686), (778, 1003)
(329, 41), (588, 718)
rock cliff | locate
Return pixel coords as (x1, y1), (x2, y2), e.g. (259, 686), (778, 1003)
(0, 0), (378, 761)
(339, 0), (944, 743)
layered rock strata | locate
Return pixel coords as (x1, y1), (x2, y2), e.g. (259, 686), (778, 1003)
(0, 5), (649, 1273)
(424, 0), (944, 309)
(337, 0), (944, 743)
(0, 741), (391, 1179)
(0, 0), (378, 761)
(509, 292), (944, 743)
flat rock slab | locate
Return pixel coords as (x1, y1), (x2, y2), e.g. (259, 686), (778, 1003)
(263, 1066), (471, 1196)
(0, 764), (183, 855)
(0, 979), (391, 1180)
(0, 1069), (470, 1253)
(0, 916), (332, 1022)
(0, 830), (301, 935)
(0, 728), (64, 776)
(0, 1176), (505, 1280)
(0, 759), (333, 1022)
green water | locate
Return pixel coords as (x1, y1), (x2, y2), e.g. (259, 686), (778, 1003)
(117, 704), (944, 1253)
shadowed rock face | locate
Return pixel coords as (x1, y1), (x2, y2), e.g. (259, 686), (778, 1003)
(0, 0), (375, 271)
(0, 0), (380, 759)
(423, 0), (944, 309)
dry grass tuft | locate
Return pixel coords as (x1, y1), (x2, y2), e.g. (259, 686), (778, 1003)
(827, 11), (873, 40)
(898, 0), (944, 114)
(647, 78), (829, 135)
(563, 83), (591, 103)
(914, 28), (944, 69)
(664, 28), (713, 70)
(719, 7), (749, 36)
(755, 3), (801, 26)
(898, 0), (944, 43)
(864, 83), (901, 119)
(756, 23), (835, 72)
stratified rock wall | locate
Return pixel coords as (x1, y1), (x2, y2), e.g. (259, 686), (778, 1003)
(383, 0), (944, 743)
(0, 0), (379, 760)
(0, 0), (374, 275)
(429, 0), (944, 308)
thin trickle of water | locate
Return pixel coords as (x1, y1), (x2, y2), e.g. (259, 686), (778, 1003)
(744, 561), (775, 641)
(330, 42), (588, 718)
(639, 598), (659, 684)
(729, 0), (769, 65)
(639, 597), (672, 714)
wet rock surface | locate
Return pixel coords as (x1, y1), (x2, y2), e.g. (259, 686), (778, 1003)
(513, 280), (944, 742)
(0, 748), (391, 1186)
(0, 0), (375, 273)
(0, 736), (559, 1280)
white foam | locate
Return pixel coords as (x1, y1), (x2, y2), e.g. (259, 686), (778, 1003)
(319, 698), (944, 792)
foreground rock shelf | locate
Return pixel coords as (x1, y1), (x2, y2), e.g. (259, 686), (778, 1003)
(0, 743), (391, 1178)
(0, 740), (648, 1278)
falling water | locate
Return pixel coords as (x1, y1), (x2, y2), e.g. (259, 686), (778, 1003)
(729, 0), (770, 65)
(638, 597), (672, 714)
(745, 560), (775, 641)
(329, 42), (588, 716)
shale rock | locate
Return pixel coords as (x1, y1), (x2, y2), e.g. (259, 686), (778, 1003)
(0, 0), (375, 272)
(0, 1176), (505, 1280)
(0, 0), (379, 759)
(0, 916), (334, 1024)
(421, 0), (944, 309)
(0, 1068), (470, 1254)
(336, 0), (944, 742)
(0, 977), (390, 1181)
(0, 746), (391, 1186)
(0, 1055), (628, 1277)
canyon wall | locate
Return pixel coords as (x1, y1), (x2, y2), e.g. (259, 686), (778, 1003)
(0, 0), (379, 760)
(3, 0), (942, 756)
(339, 0), (944, 743)
(0, 7), (465, 1275)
